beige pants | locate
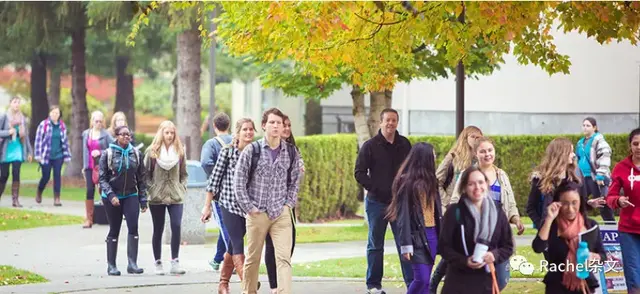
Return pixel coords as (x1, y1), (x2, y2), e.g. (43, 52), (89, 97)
(242, 207), (293, 294)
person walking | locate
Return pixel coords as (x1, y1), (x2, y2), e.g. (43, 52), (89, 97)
(429, 125), (483, 294)
(82, 111), (113, 228)
(34, 105), (71, 206)
(99, 125), (147, 276)
(386, 142), (442, 294)
(144, 121), (187, 275)
(606, 128), (640, 294)
(108, 111), (137, 146)
(200, 113), (234, 271)
(202, 118), (257, 294)
(234, 108), (302, 294)
(438, 167), (514, 294)
(576, 117), (615, 222)
(534, 182), (606, 294)
(264, 114), (304, 294)
(0, 97), (33, 207)
(354, 108), (413, 293)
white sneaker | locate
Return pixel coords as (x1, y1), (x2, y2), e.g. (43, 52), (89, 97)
(155, 260), (164, 275)
(170, 259), (186, 275)
(366, 288), (386, 294)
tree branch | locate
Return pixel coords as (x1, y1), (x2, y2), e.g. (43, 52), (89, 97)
(354, 12), (406, 25)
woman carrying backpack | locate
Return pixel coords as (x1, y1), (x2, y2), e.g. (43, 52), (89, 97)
(201, 118), (257, 294)
(144, 121), (187, 275)
(34, 105), (71, 206)
(0, 97), (33, 208)
(99, 125), (147, 276)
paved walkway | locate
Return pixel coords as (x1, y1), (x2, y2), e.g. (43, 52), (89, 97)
(0, 197), (534, 293)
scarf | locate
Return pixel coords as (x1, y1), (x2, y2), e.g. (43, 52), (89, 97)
(557, 213), (585, 292)
(109, 143), (134, 173)
(463, 195), (498, 245)
(157, 145), (180, 170)
(8, 110), (25, 138)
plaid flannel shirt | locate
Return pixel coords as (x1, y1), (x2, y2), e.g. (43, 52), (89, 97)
(234, 138), (301, 220)
(206, 145), (245, 216)
(34, 119), (71, 165)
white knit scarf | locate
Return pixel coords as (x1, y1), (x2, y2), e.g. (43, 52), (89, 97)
(157, 145), (179, 170)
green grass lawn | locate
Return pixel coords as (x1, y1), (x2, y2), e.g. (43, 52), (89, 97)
(0, 208), (83, 231)
(0, 265), (47, 286)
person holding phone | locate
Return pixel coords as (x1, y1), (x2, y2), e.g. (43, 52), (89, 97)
(99, 125), (147, 276)
(606, 128), (640, 293)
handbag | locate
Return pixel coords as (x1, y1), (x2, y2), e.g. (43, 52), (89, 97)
(92, 157), (99, 185)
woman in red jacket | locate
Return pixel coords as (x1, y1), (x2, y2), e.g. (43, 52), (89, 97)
(606, 127), (640, 294)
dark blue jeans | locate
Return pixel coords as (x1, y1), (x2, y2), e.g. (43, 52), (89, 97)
(619, 231), (640, 293)
(365, 197), (414, 289)
(38, 158), (64, 194)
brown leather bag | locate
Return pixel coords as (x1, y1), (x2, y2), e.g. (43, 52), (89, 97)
(92, 157), (99, 185)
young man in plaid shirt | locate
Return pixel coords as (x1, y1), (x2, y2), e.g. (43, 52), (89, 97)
(234, 108), (302, 294)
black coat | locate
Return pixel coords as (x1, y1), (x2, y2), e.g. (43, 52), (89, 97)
(354, 130), (411, 204)
(438, 202), (514, 294)
(532, 217), (606, 294)
(99, 143), (147, 206)
(526, 170), (588, 229)
(396, 187), (443, 265)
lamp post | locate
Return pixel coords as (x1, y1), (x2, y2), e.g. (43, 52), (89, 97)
(455, 5), (466, 137)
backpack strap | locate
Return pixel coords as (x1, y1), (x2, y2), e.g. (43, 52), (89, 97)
(214, 136), (228, 148)
(248, 141), (261, 185)
(455, 205), (460, 224)
(107, 148), (113, 171)
(286, 144), (296, 187)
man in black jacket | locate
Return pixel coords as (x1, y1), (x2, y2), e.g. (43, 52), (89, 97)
(354, 108), (413, 294)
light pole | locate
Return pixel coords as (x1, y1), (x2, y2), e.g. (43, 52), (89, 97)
(455, 5), (466, 137)
(208, 7), (218, 138)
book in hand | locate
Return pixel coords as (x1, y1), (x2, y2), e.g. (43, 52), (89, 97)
(579, 224), (600, 246)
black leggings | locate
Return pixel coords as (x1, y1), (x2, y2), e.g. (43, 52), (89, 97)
(584, 176), (615, 222)
(220, 205), (246, 255)
(103, 196), (140, 239)
(0, 161), (21, 184)
(265, 208), (296, 289)
(150, 204), (183, 260)
(85, 169), (97, 200)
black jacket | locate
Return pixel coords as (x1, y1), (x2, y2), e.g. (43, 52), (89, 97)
(532, 217), (606, 294)
(99, 143), (147, 207)
(526, 169), (588, 229)
(438, 202), (514, 294)
(396, 187), (442, 265)
(354, 130), (411, 204)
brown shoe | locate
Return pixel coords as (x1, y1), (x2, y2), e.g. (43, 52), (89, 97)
(231, 254), (245, 281)
(83, 200), (94, 228)
(35, 189), (43, 204)
(54, 193), (62, 207)
(11, 182), (22, 208)
(218, 253), (234, 294)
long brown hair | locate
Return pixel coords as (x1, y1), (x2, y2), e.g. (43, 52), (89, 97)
(448, 125), (483, 171)
(146, 121), (185, 159)
(532, 137), (580, 194)
(231, 118), (256, 147)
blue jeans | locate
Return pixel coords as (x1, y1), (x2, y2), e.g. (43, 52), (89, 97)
(619, 231), (640, 293)
(38, 158), (64, 194)
(495, 259), (510, 290)
(365, 197), (414, 289)
(212, 201), (230, 263)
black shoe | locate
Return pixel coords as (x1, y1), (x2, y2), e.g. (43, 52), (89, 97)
(106, 238), (121, 276)
(126, 235), (144, 274)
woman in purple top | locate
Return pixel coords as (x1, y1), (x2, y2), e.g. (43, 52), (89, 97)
(81, 111), (113, 228)
(386, 142), (442, 294)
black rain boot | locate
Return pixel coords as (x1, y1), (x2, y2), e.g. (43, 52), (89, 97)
(127, 235), (144, 274)
(0, 182), (5, 200)
(106, 238), (121, 276)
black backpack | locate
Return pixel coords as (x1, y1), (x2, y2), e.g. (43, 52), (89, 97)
(248, 141), (297, 186)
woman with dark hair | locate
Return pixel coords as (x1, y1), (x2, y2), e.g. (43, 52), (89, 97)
(606, 127), (640, 293)
(533, 181), (605, 294)
(264, 114), (304, 293)
(438, 166), (514, 294)
(99, 125), (147, 276)
(385, 142), (441, 293)
(34, 105), (71, 206)
(576, 117), (615, 222)
(0, 97), (33, 207)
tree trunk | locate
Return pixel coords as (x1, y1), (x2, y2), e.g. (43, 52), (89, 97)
(114, 55), (135, 131)
(48, 54), (61, 106)
(304, 98), (322, 135)
(171, 73), (178, 118)
(66, 7), (89, 178)
(367, 91), (387, 137)
(351, 85), (369, 148)
(176, 27), (202, 160)
(30, 52), (49, 146)
(384, 89), (392, 108)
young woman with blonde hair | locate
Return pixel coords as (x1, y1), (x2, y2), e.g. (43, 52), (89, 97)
(109, 111), (136, 146)
(82, 110), (113, 228)
(0, 97), (33, 207)
(144, 121), (187, 275)
(201, 118), (257, 294)
(526, 137), (587, 230)
(429, 125), (482, 294)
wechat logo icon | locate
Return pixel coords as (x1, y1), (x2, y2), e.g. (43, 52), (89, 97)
(510, 255), (535, 276)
